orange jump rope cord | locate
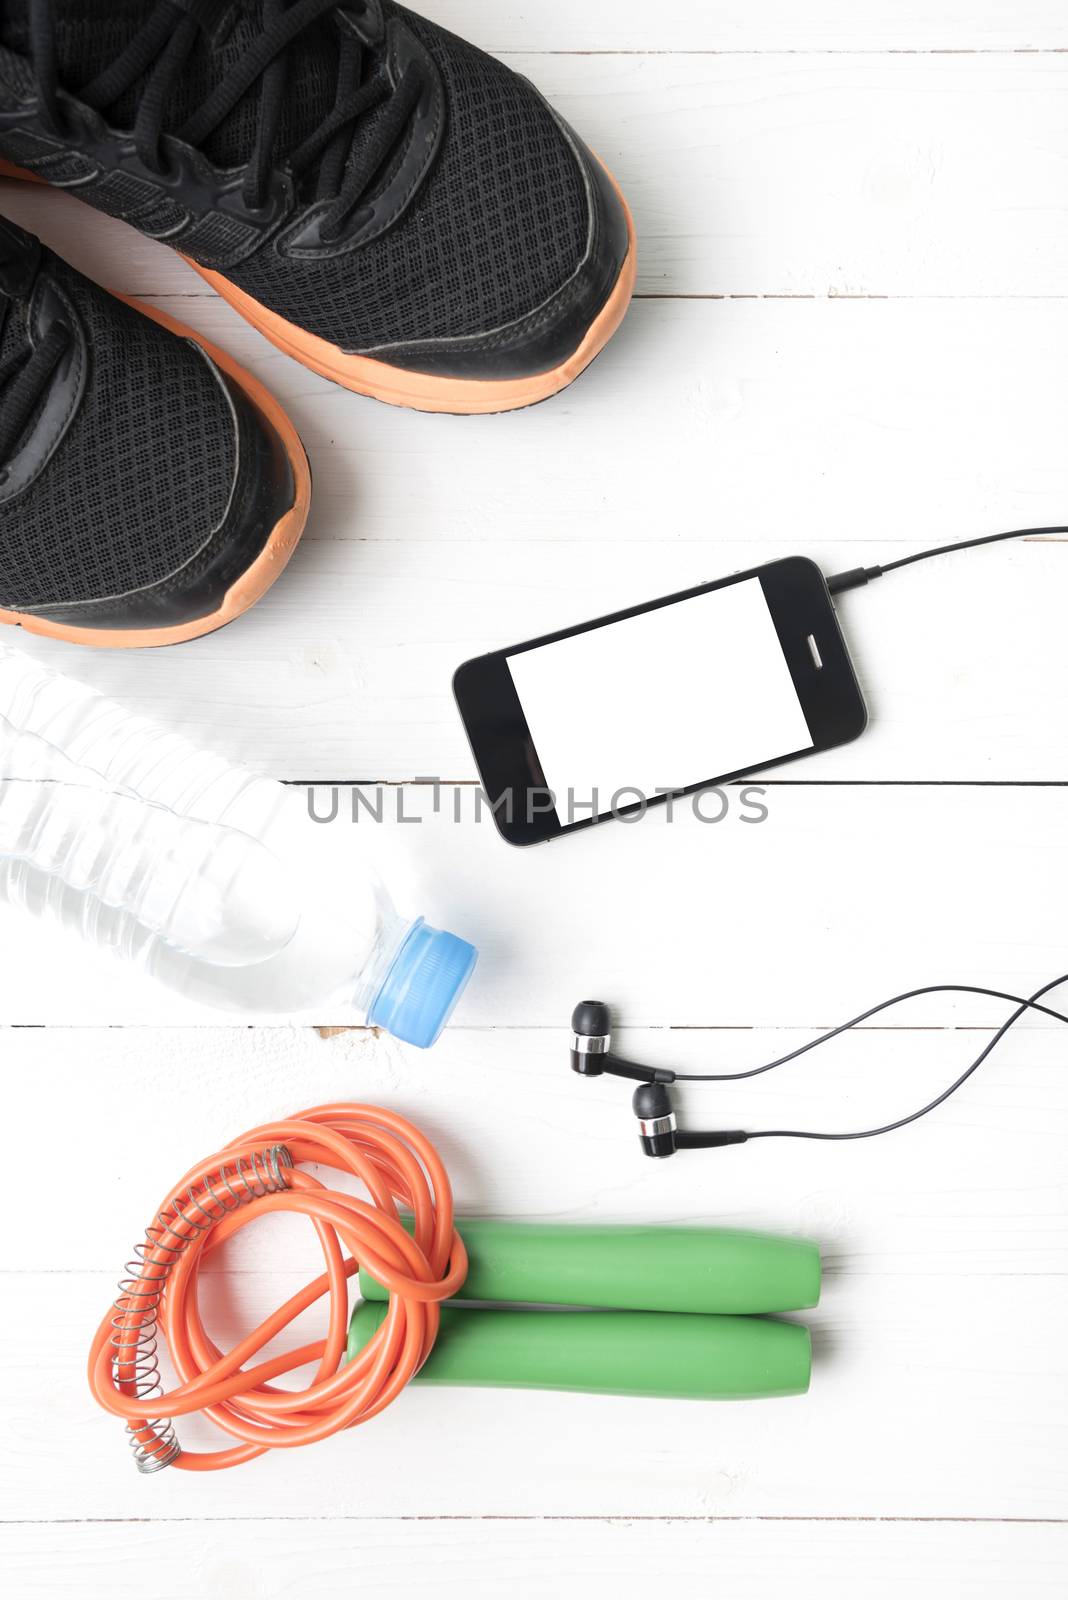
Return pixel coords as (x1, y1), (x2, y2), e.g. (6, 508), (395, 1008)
(88, 1103), (468, 1472)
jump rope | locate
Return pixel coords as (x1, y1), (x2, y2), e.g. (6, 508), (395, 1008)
(89, 1104), (468, 1473)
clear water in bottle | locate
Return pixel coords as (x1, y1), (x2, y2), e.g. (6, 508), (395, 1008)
(0, 647), (477, 1044)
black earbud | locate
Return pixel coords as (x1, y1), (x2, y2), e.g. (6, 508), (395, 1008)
(570, 1000), (612, 1075)
(570, 1001), (677, 1085)
(571, 976), (1068, 1161)
(632, 1082), (677, 1158)
(631, 1081), (749, 1158)
(570, 1000), (750, 1158)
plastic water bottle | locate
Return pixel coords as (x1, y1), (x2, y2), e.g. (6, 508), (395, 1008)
(0, 719), (298, 967)
(0, 647), (477, 1044)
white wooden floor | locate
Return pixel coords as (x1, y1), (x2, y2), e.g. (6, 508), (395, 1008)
(1, 3), (1067, 1596)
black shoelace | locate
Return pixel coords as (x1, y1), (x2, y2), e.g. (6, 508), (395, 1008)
(27, 0), (426, 242)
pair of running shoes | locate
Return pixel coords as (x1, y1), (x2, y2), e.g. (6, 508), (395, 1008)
(0, 0), (636, 647)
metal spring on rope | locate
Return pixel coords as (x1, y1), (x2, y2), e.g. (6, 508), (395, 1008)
(110, 1144), (293, 1473)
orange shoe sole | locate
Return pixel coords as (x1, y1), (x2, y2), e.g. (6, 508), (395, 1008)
(0, 264), (311, 649)
(0, 156), (637, 415)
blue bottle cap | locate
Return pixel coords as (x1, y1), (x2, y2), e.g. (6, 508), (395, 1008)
(367, 919), (478, 1049)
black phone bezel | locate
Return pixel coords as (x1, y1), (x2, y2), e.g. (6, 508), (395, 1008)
(452, 556), (868, 846)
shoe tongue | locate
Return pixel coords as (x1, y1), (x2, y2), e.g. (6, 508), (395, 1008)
(3, 0), (346, 172)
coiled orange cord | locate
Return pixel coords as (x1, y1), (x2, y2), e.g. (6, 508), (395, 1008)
(88, 1103), (467, 1473)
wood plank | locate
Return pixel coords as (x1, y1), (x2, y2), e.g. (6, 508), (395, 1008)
(11, 536), (1067, 783)
(3, 293), (1065, 781)
(0, 785), (1064, 1024)
(1, 1520), (1066, 1600)
(6, 1024), (1066, 1274)
(413, 2), (1068, 54)
(2, 1266), (1064, 1519)
(3, 53), (1068, 298)
(2, 1023), (1064, 1520)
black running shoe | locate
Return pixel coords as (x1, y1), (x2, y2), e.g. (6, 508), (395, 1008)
(0, 213), (309, 648)
(0, 2), (636, 414)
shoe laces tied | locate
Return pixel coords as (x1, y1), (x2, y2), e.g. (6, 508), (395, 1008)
(25, 0), (427, 244)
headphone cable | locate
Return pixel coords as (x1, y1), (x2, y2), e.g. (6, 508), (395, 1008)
(826, 523), (1067, 596)
(672, 972), (1068, 1144)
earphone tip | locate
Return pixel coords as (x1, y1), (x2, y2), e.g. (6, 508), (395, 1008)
(632, 1081), (671, 1119)
(571, 999), (610, 1036)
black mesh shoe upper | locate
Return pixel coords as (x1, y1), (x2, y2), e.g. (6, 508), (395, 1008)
(0, 214), (297, 628)
(0, 2), (625, 375)
(231, 4), (592, 351)
(0, 218), (235, 610)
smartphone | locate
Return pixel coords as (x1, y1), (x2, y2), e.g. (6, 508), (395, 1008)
(453, 556), (868, 846)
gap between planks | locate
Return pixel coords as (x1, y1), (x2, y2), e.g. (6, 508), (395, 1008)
(488, 50), (1068, 58)
(284, 779), (1068, 788)
(3, 1514), (1066, 1526)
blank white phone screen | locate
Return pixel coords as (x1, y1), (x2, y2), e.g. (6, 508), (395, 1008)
(505, 578), (814, 820)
